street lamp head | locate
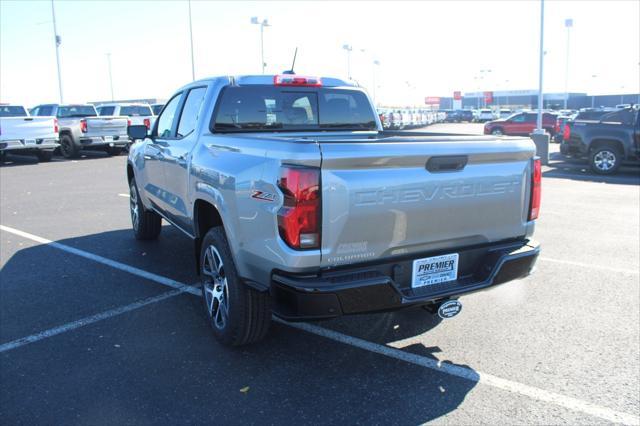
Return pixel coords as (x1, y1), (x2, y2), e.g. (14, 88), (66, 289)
(263, 19), (270, 27)
(565, 18), (573, 28)
(342, 44), (352, 51)
(251, 16), (258, 24)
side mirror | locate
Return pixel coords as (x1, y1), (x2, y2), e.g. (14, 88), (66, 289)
(128, 124), (148, 141)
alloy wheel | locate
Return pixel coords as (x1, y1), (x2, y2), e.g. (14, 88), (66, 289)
(593, 150), (616, 172)
(202, 245), (229, 330)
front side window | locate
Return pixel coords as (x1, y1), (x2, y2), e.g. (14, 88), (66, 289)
(155, 94), (182, 139)
(177, 87), (207, 138)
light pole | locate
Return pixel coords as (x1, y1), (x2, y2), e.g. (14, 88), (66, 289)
(188, 0), (195, 81)
(251, 17), (270, 74)
(342, 44), (353, 80)
(591, 74), (598, 108)
(372, 59), (380, 105)
(106, 53), (114, 101)
(620, 86), (625, 105)
(50, 0), (63, 103)
(534, 0), (545, 133)
(478, 69), (491, 107)
(505, 80), (510, 107)
(563, 18), (573, 110)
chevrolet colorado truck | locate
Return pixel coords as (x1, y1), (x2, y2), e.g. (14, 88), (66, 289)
(0, 104), (59, 162)
(126, 74), (541, 346)
(31, 104), (128, 158)
(560, 106), (639, 174)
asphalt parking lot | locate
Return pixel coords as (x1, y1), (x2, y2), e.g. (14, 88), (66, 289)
(1, 124), (639, 425)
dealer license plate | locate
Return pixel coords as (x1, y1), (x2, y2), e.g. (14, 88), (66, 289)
(412, 253), (459, 288)
(104, 136), (113, 142)
(24, 139), (36, 145)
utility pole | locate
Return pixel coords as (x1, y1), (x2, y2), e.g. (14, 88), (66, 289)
(535, 0), (545, 132)
(106, 53), (114, 101)
(563, 18), (573, 110)
(188, 0), (195, 80)
(372, 59), (380, 105)
(51, 0), (63, 103)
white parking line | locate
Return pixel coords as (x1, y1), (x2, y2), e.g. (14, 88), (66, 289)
(0, 289), (185, 353)
(539, 256), (639, 275)
(118, 193), (129, 198)
(1, 224), (638, 425)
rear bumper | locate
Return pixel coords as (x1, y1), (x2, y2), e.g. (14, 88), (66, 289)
(0, 139), (59, 152)
(78, 135), (128, 147)
(271, 239), (539, 321)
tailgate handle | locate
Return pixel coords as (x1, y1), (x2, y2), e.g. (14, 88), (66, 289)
(426, 155), (468, 172)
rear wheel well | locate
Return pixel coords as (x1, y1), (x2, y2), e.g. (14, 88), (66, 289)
(590, 139), (624, 155)
(126, 163), (134, 184)
(193, 200), (223, 274)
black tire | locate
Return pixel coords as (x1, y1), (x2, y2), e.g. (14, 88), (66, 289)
(129, 177), (162, 240)
(491, 127), (504, 136)
(36, 150), (54, 162)
(589, 143), (622, 175)
(59, 134), (79, 159)
(106, 146), (124, 156)
(200, 227), (271, 346)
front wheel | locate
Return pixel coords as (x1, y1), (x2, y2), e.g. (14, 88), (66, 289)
(200, 227), (271, 346)
(590, 145), (622, 175)
(129, 178), (162, 240)
(36, 150), (54, 162)
(491, 128), (503, 136)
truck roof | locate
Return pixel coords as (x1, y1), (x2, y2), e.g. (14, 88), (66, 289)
(182, 75), (356, 91)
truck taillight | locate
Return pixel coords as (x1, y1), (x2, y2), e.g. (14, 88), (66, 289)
(127, 119), (132, 127)
(554, 119), (560, 133)
(277, 166), (320, 249)
(563, 124), (570, 141)
(80, 119), (88, 133)
(143, 118), (150, 129)
(54, 118), (59, 134)
(529, 158), (541, 221)
(274, 75), (322, 87)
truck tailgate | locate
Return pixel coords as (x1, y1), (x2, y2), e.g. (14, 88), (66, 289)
(0, 117), (57, 141)
(319, 136), (535, 267)
(86, 116), (128, 137)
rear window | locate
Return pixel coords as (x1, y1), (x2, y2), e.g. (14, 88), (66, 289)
(152, 104), (164, 115)
(0, 106), (27, 117)
(212, 86), (377, 132)
(120, 105), (153, 116)
(58, 105), (96, 118)
(575, 110), (608, 120)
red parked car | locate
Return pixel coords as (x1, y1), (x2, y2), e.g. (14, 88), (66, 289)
(484, 112), (558, 136)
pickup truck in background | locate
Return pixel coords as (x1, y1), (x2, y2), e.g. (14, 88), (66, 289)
(31, 104), (129, 158)
(96, 103), (155, 132)
(560, 106), (639, 174)
(0, 104), (59, 162)
(126, 74), (541, 346)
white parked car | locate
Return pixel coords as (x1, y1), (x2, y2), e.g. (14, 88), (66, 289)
(499, 109), (512, 119)
(477, 109), (495, 122)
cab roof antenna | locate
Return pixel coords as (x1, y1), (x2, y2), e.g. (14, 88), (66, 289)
(283, 47), (298, 75)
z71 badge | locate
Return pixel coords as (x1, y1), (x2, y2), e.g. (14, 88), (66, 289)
(251, 190), (276, 202)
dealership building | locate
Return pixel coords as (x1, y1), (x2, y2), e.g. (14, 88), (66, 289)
(437, 90), (639, 110)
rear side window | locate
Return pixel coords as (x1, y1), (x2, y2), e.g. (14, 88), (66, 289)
(212, 86), (376, 132)
(0, 106), (28, 117)
(177, 87), (207, 138)
(120, 105), (152, 116)
(576, 110), (607, 120)
(97, 106), (115, 116)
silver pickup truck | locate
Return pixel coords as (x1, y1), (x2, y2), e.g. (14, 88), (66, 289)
(126, 75), (541, 346)
(31, 104), (128, 158)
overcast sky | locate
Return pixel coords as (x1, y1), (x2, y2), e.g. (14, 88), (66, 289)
(1, 0), (638, 107)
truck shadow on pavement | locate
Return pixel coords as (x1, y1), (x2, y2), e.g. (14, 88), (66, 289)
(543, 151), (640, 185)
(1, 225), (479, 424)
(0, 150), (116, 167)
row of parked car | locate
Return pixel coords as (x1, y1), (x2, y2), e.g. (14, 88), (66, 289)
(0, 102), (164, 162)
(377, 109), (447, 129)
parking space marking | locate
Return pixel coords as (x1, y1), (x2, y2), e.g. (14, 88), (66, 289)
(279, 319), (640, 425)
(0, 225), (200, 296)
(1, 224), (639, 425)
(539, 256), (639, 275)
(0, 289), (185, 353)
(118, 193), (129, 198)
